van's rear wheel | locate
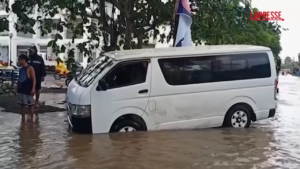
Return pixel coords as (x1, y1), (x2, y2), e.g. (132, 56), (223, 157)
(224, 105), (251, 128)
(111, 119), (143, 133)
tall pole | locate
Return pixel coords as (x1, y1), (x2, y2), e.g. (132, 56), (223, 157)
(9, 33), (13, 66)
(173, 0), (179, 47)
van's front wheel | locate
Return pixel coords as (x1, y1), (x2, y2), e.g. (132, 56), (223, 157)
(111, 120), (143, 133)
(223, 105), (251, 128)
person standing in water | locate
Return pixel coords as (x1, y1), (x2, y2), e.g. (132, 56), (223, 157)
(17, 54), (36, 122)
(28, 45), (46, 109)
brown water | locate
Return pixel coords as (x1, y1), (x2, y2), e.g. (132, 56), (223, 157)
(1, 75), (300, 169)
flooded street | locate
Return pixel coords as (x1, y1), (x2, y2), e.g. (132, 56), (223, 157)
(0, 75), (300, 169)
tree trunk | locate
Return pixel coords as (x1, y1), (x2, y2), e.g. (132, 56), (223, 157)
(123, 20), (132, 50)
(122, 0), (134, 50)
(110, 29), (119, 51)
(137, 33), (143, 49)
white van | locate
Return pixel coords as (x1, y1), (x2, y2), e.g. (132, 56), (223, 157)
(66, 45), (277, 134)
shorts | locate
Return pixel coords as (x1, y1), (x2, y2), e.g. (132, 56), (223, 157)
(36, 80), (41, 91)
(18, 93), (34, 106)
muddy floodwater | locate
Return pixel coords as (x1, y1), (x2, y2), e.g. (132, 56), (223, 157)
(1, 75), (300, 169)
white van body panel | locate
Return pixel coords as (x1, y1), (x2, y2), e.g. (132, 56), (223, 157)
(144, 51), (276, 131)
(67, 79), (91, 105)
(66, 45), (276, 134)
(90, 62), (152, 133)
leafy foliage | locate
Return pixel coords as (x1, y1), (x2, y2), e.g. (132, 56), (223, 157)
(284, 56), (292, 65)
(0, 0), (283, 63)
(298, 53), (300, 66)
(281, 56), (298, 69)
(191, 0), (283, 59)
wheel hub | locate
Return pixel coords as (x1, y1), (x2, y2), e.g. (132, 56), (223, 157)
(231, 110), (248, 128)
(119, 126), (136, 132)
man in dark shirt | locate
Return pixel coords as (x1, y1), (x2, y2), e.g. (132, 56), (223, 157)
(28, 45), (46, 109)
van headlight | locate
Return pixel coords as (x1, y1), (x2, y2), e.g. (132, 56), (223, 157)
(72, 105), (91, 117)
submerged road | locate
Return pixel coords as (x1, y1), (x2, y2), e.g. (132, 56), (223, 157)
(0, 74), (299, 169)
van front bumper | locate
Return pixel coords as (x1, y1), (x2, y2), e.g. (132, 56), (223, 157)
(67, 103), (92, 134)
(68, 114), (92, 134)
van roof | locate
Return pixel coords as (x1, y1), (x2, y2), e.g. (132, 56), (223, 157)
(105, 45), (270, 61)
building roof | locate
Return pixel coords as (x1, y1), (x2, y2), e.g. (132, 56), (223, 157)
(105, 45), (270, 61)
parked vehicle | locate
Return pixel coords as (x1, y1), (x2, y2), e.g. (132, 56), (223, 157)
(54, 70), (67, 80)
(55, 61), (84, 81)
(0, 66), (19, 84)
(276, 59), (281, 93)
(73, 61), (84, 71)
(65, 71), (81, 86)
(66, 45), (277, 134)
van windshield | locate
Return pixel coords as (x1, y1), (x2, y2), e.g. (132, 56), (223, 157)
(76, 54), (113, 87)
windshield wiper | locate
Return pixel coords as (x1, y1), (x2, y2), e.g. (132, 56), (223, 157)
(76, 56), (111, 87)
(83, 60), (113, 86)
(80, 63), (103, 84)
(77, 58), (106, 82)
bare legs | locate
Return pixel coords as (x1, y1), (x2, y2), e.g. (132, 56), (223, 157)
(29, 105), (34, 122)
(20, 106), (26, 123)
(20, 105), (35, 122)
(35, 90), (40, 108)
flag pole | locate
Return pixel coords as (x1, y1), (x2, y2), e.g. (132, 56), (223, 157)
(173, 0), (179, 47)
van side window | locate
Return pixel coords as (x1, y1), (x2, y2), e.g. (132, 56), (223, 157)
(104, 61), (148, 89)
(216, 53), (271, 81)
(158, 56), (216, 85)
(246, 55), (270, 78)
(232, 59), (246, 70)
(158, 53), (271, 85)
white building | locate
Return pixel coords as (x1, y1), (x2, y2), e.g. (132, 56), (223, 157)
(0, 2), (173, 67)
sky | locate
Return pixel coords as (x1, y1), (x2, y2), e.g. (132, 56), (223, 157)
(251, 0), (299, 61)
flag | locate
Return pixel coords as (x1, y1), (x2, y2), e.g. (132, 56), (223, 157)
(173, 0), (193, 47)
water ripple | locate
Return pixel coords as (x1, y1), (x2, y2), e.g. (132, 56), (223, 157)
(0, 75), (300, 168)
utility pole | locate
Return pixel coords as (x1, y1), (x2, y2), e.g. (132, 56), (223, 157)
(172, 0), (179, 47)
(9, 33), (13, 65)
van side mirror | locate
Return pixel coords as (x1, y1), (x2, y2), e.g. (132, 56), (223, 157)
(96, 80), (107, 91)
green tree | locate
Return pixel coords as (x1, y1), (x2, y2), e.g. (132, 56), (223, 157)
(191, 0), (283, 59)
(0, 0), (173, 59)
(284, 56), (292, 65)
(0, 0), (283, 63)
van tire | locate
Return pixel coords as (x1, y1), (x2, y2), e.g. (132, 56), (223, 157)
(111, 119), (143, 133)
(223, 105), (251, 128)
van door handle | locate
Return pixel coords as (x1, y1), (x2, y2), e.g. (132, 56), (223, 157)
(138, 89), (148, 94)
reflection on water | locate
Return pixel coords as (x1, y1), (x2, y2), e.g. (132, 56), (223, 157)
(0, 75), (300, 169)
(19, 120), (42, 169)
(65, 130), (274, 169)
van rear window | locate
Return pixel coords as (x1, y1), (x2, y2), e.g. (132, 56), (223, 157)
(158, 53), (271, 85)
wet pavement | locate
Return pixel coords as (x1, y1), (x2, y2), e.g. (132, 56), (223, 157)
(43, 74), (66, 89)
(0, 74), (300, 169)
